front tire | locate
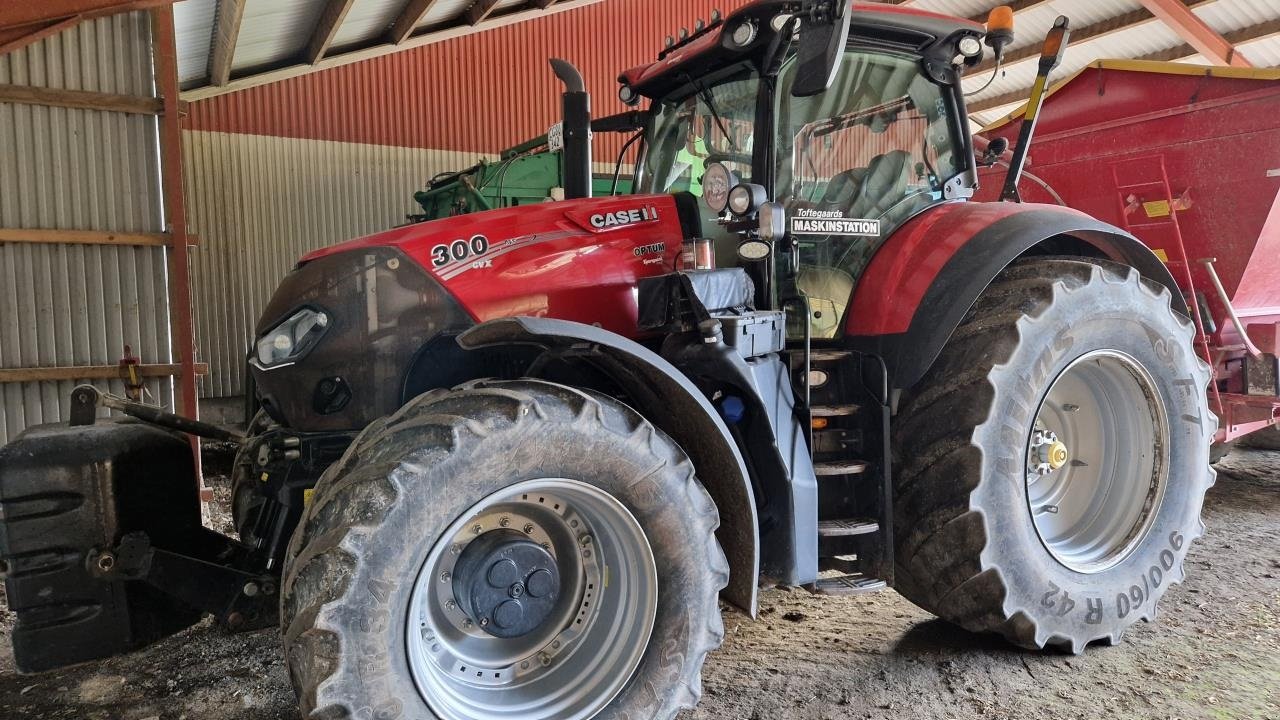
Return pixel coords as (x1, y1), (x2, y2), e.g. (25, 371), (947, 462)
(280, 379), (727, 719)
(892, 258), (1214, 652)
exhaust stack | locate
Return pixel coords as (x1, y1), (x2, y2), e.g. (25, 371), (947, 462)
(550, 59), (592, 200)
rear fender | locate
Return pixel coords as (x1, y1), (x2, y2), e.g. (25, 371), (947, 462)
(458, 317), (761, 615)
(847, 202), (1185, 391)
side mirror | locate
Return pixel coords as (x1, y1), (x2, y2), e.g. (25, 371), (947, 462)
(791, 1), (852, 98)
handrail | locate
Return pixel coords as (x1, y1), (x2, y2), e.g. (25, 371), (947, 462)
(1198, 257), (1263, 358)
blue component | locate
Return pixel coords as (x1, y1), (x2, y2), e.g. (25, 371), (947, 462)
(720, 396), (746, 424)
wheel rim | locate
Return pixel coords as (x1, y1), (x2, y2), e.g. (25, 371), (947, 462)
(1025, 350), (1170, 574)
(406, 478), (658, 720)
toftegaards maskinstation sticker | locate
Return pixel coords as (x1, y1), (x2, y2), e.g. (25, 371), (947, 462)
(790, 208), (881, 237)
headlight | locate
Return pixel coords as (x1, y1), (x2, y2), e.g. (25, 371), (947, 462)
(256, 307), (330, 368)
(728, 183), (767, 216)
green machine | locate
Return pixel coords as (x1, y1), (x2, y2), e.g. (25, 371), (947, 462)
(411, 112), (647, 222)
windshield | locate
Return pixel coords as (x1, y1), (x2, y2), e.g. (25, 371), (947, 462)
(639, 65), (759, 196)
(777, 49), (962, 338)
(639, 65), (762, 264)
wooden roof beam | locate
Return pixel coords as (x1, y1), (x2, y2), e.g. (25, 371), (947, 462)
(0, 0), (170, 28)
(969, 3), (1218, 75)
(389, 0), (443, 44)
(964, 0), (1052, 24)
(306, 0), (357, 64)
(1138, 0), (1251, 67)
(208, 0), (247, 86)
(968, 18), (1280, 115)
(467, 0), (501, 26)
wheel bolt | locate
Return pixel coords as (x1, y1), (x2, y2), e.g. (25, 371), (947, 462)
(463, 619), (473, 629)
(523, 524), (535, 534)
(472, 524), (483, 534)
(579, 534), (592, 547)
(440, 571), (451, 583)
(538, 652), (552, 667)
(479, 617), (490, 627)
(499, 517), (510, 527)
(445, 599), (457, 610)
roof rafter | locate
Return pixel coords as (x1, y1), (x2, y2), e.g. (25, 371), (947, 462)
(187, 0), (603, 101)
(1138, 0), (1251, 67)
(208, 0), (247, 86)
(306, 0), (357, 65)
(964, 0), (1050, 24)
(0, 0), (173, 55)
(970, 2), (1218, 75)
(388, 0), (443, 44)
(467, 0), (501, 26)
(969, 17), (1280, 115)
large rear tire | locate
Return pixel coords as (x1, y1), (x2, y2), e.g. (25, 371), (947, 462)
(892, 258), (1214, 652)
(280, 379), (727, 719)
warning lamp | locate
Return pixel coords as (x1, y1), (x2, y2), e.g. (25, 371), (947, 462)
(985, 6), (1015, 59)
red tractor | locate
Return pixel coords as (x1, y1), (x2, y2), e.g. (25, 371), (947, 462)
(0, 3), (1214, 719)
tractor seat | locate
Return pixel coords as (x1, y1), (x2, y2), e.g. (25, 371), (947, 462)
(820, 168), (869, 211)
(849, 150), (913, 219)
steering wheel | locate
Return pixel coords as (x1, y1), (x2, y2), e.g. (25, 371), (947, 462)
(705, 152), (752, 167)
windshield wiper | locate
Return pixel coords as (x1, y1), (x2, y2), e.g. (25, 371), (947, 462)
(683, 73), (737, 151)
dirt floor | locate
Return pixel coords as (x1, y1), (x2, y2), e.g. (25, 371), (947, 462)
(1, 447), (1276, 720)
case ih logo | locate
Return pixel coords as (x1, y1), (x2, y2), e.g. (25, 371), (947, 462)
(590, 205), (660, 230)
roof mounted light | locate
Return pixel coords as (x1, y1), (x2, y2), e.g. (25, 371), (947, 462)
(619, 84), (640, 106)
(731, 19), (758, 47)
(958, 35), (983, 59)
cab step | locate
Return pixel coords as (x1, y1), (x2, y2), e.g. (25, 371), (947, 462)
(806, 574), (887, 596)
(818, 518), (879, 537)
(810, 404), (859, 418)
(813, 460), (868, 476)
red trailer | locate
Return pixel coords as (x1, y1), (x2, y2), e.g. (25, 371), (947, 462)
(978, 60), (1280, 446)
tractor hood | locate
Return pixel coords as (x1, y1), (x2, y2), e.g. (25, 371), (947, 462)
(252, 194), (697, 431)
(298, 193), (695, 335)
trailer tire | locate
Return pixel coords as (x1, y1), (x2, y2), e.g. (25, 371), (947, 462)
(280, 379), (727, 719)
(892, 258), (1214, 653)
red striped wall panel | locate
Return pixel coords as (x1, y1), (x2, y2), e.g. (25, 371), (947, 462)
(187, 0), (754, 155)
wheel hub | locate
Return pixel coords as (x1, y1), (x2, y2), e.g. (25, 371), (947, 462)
(452, 530), (561, 639)
(1025, 350), (1169, 573)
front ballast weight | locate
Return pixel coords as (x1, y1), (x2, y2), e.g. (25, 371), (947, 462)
(0, 386), (274, 673)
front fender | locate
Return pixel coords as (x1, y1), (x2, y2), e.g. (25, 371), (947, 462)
(458, 317), (760, 616)
(847, 202), (1185, 391)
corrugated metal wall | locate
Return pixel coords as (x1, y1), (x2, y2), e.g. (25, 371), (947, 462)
(183, 0), (749, 399)
(0, 12), (173, 444)
(187, 0), (754, 152)
(183, 131), (481, 397)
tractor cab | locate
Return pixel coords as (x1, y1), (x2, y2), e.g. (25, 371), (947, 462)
(622, 1), (989, 337)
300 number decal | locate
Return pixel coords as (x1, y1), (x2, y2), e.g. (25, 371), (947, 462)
(430, 234), (490, 268)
